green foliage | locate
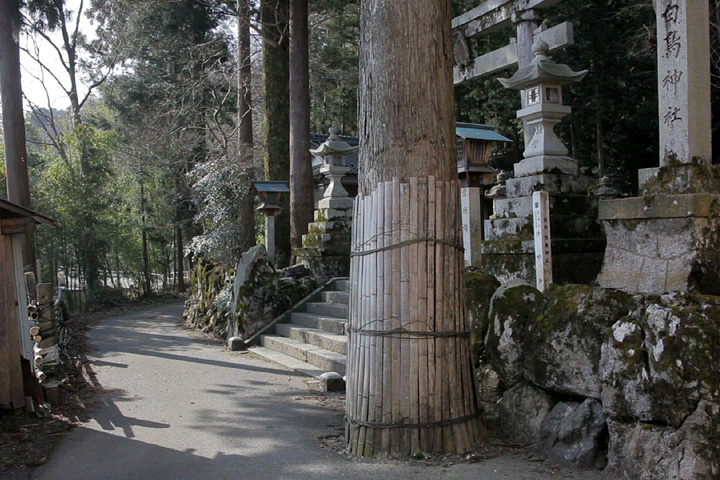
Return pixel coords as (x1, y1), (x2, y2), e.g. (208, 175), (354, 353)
(187, 152), (253, 260)
(309, 0), (359, 135)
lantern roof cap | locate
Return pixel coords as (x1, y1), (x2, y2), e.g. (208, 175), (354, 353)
(310, 126), (359, 157)
(498, 38), (587, 90)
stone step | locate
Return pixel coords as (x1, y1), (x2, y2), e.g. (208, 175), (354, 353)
(493, 195), (598, 219)
(259, 335), (346, 375)
(484, 215), (603, 241)
(305, 301), (348, 319)
(321, 290), (349, 305)
(291, 312), (347, 335)
(249, 347), (326, 378)
(335, 279), (349, 291)
(275, 323), (347, 354)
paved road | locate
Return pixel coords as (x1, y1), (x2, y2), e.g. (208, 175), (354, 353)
(32, 303), (609, 480)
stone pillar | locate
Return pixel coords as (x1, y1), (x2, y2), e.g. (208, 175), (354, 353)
(295, 129), (358, 282)
(597, 0), (720, 295)
(461, 186), (483, 267)
(656, 0), (711, 167)
(513, 8), (542, 147)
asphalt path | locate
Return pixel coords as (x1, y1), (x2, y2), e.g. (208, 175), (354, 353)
(32, 303), (610, 480)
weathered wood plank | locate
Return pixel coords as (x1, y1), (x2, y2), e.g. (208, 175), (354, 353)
(0, 236), (25, 411)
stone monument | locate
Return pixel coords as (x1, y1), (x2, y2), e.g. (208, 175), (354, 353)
(295, 128), (358, 282)
(597, 0), (720, 295)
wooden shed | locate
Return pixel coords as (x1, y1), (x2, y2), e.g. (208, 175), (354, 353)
(0, 198), (55, 414)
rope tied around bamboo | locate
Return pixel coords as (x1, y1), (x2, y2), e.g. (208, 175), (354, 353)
(345, 176), (481, 458)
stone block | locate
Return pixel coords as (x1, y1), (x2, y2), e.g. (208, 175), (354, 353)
(539, 399), (608, 470)
(523, 285), (634, 399)
(496, 382), (556, 444)
(598, 212), (720, 295)
(227, 337), (247, 351)
(639, 164), (720, 196)
(506, 174), (592, 198)
(485, 283), (542, 387)
(598, 194), (720, 221)
(607, 402), (720, 480)
(319, 372), (345, 392)
(513, 155), (578, 177)
(600, 295), (720, 427)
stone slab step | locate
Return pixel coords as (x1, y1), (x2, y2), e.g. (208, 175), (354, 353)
(259, 335), (346, 375)
(321, 290), (349, 305)
(334, 279), (349, 291)
(249, 347), (326, 378)
(275, 323), (347, 354)
(305, 301), (348, 319)
(291, 312), (347, 335)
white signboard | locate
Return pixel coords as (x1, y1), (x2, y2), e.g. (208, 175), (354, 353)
(532, 191), (552, 292)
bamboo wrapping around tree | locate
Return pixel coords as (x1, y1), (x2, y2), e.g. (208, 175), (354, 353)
(346, 178), (481, 456)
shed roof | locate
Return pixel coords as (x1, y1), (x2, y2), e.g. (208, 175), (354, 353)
(249, 181), (290, 194)
(0, 197), (56, 227)
(456, 123), (513, 143)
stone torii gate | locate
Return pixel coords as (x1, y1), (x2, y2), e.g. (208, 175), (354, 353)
(452, 0), (574, 147)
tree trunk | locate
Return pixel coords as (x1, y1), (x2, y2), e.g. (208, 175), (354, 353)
(261, 0), (291, 268)
(237, 0), (256, 255)
(175, 223), (186, 293)
(346, 0), (480, 457)
(140, 180), (152, 297)
(0, 0), (36, 270)
(289, 0), (313, 260)
(358, 0), (456, 192)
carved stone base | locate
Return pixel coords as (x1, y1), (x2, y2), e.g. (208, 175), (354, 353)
(597, 193), (720, 295)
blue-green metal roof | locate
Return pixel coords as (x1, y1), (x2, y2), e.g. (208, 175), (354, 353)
(250, 181), (290, 194)
(456, 122), (512, 143)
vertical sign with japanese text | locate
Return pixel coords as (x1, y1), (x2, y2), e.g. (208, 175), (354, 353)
(656, 0), (711, 166)
(532, 191), (552, 292)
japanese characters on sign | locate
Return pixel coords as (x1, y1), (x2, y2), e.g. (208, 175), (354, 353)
(532, 191), (552, 292)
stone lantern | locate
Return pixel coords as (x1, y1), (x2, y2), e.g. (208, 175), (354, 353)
(498, 39), (587, 177)
(296, 128), (359, 282)
(250, 180), (289, 265)
(310, 126), (357, 209)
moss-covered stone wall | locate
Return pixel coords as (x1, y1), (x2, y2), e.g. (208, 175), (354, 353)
(467, 276), (720, 479)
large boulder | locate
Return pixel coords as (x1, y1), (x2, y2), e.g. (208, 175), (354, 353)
(539, 398), (607, 469)
(485, 282), (542, 387)
(496, 382), (555, 444)
(608, 401), (720, 480)
(601, 293), (720, 427)
(523, 285), (633, 399)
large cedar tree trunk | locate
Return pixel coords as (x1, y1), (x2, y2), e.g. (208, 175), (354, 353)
(261, 0), (291, 268)
(237, 0), (256, 254)
(0, 0), (36, 269)
(346, 0), (480, 457)
(289, 0), (313, 259)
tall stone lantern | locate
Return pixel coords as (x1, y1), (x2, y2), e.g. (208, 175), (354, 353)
(295, 128), (359, 282)
(481, 39), (605, 287)
(498, 39), (587, 178)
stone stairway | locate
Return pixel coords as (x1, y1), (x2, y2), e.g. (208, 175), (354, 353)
(250, 278), (349, 378)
